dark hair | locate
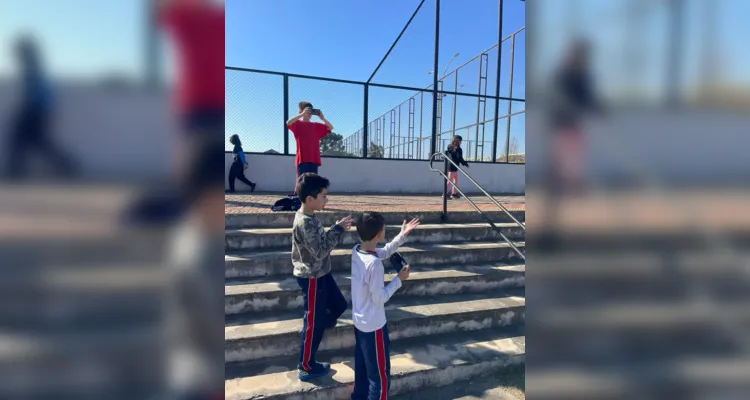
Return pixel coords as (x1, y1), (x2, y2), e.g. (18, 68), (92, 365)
(453, 135), (463, 142)
(356, 212), (386, 242)
(298, 101), (313, 112)
(297, 173), (329, 203)
(229, 134), (241, 146)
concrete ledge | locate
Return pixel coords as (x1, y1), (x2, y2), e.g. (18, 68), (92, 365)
(225, 241), (526, 278)
(225, 330), (525, 400)
(225, 263), (525, 314)
(226, 223), (526, 251)
(225, 292), (525, 362)
(225, 210), (526, 229)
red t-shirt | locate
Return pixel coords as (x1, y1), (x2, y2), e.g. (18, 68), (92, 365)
(159, 1), (225, 113)
(289, 121), (330, 166)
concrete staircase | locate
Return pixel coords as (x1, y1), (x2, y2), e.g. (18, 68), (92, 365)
(225, 209), (526, 399)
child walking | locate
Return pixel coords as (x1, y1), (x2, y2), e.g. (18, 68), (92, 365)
(227, 134), (256, 193)
(445, 135), (469, 199)
(292, 173), (354, 380)
(350, 212), (420, 400)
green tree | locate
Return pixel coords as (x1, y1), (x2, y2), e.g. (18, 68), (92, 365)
(320, 132), (345, 155)
(368, 142), (385, 158)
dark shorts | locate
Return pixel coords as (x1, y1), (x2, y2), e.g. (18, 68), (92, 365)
(297, 162), (319, 176)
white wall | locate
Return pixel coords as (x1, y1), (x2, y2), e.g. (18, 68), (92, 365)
(0, 81), (175, 182)
(526, 108), (750, 185)
(6, 81), (747, 190)
(226, 153), (526, 194)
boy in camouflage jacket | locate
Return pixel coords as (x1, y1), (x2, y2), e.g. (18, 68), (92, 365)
(292, 173), (353, 380)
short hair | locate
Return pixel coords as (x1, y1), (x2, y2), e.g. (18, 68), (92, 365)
(229, 134), (240, 145)
(298, 101), (313, 112)
(453, 135), (463, 142)
(297, 173), (329, 203)
(356, 212), (386, 242)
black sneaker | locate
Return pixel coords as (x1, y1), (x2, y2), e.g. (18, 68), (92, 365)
(453, 193), (461, 199)
(251, 183), (257, 193)
(297, 362), (331, 381)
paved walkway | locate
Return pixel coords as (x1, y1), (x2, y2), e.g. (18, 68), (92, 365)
(225, 193), (526, 214)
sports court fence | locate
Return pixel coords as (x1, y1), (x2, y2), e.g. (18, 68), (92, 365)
(226, 0), (526, 164)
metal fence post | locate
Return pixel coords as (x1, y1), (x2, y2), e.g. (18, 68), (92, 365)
(430, 0), (441, 157)
(442, 155), (449, 222)
(505, 33), (515, 163)
(283, 74), (290, 155)
(491, 0), (504, 162)
(363, 84), (369, 158)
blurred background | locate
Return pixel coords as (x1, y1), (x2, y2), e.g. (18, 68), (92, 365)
(0, 0), (224, 399)
(526, 0), (750, 399)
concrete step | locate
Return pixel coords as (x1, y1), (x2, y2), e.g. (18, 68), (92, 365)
(226, 240), (526, 278)
(527, 358), (750, 400)
(391, 365), (525, 400)
(226, 210), (525, 229)
(225, 263), (525, 314)
(225, 291), (525, 363)
(529, 301), (750, 370)
(225, 327), (525, 400)
(226, 223), (525, 250)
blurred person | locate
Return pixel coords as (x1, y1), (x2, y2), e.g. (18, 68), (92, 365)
(542, 39), (604, 248)
(286, 102), (333, 193)
(226, 134), (256, 193)
(123, 0), (224, 225)
(292, 173), (353, 380)
(166, 138), (225, 400)
(4, 35), (76, 180)
(444, 135), (469, 199)
(548, 39), (603, 195)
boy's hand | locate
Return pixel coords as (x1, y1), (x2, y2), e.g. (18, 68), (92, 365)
(318, 110), (326, 120)
(400, 218), (420, 237)
(302, 108), (312, 117)
(397, 265), (410, 281)
(336, 215), (354, 231)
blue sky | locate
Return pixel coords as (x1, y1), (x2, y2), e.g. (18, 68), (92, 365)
(226, 0), (527, 158)
(0, 0), (158, 80)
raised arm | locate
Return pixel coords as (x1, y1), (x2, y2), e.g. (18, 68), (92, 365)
(375, 218), (420, 259)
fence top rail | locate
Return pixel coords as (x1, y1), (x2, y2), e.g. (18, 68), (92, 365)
(225, 66), (526, 103)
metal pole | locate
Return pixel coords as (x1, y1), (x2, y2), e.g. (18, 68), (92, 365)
(430, 0), (441, 157)
(452, 70), (458, 138)
(398, 105), (402, 158)
(363, 84), (369, 158)
(491, 0), (504, 162)
(505, 33), (515, 162)
(368, 0), (427, 83)
(476, 55), (488, 157)
(283, 74), (290, 154)
(420, 91), (424, 158)
(667, 0), (685, 106)
(442, 156), (449, 222)
(145, 0), (160, 88)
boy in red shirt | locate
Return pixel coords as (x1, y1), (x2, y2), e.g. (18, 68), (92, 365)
(286, 101), (334, 178)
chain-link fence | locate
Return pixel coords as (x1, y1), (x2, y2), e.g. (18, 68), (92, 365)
(226, 0), (525, 164)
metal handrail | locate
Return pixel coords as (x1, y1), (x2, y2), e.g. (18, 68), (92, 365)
(430, 152), (525, 229)
(429, 152), (525, 260)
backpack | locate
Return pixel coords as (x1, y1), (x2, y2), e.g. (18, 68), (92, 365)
(271, 195), (302, 212)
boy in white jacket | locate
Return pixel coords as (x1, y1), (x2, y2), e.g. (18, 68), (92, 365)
(350, 212), (420, 400)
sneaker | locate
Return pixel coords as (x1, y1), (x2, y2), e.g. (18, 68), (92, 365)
(297, 362), (331, 381)
(453, 193), (462, 198)
(250, 183), (257, 193)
